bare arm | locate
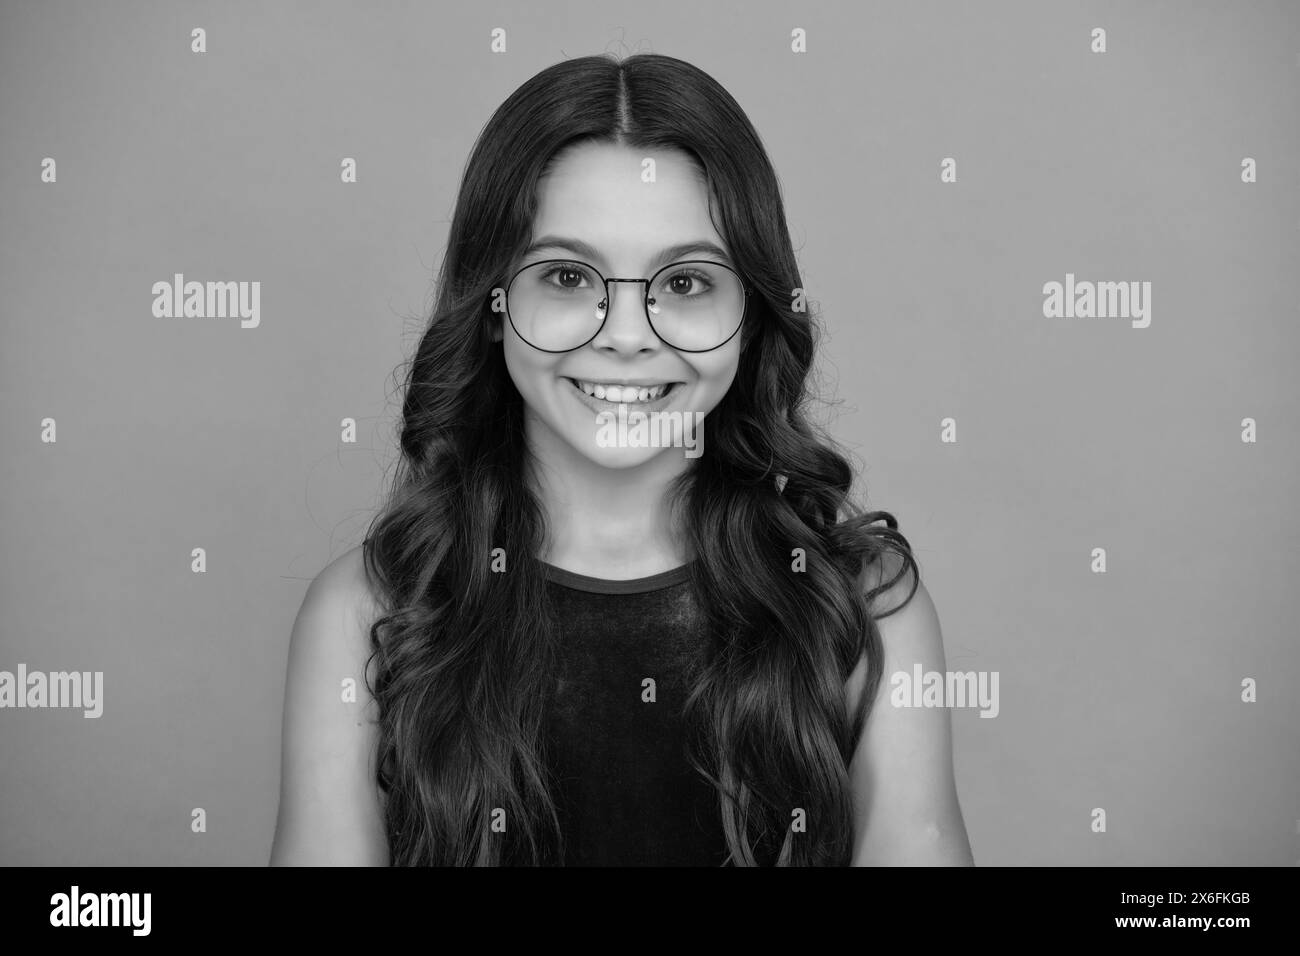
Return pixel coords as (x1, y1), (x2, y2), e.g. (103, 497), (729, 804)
(270, 546), (389, 865)
(845, 555), (975, 865)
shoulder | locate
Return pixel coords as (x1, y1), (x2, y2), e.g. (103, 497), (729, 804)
(864, 549), (944, 680)
(283, 545), (385, 692)
(270, 544), (389, 865)
(303, 544), (385, 630)
(845, 549), (941, 714)
(861, 548), (924, 621)
(870, 554), (943, 682)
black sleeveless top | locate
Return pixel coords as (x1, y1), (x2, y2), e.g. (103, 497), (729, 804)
(540, 559), (731, 866)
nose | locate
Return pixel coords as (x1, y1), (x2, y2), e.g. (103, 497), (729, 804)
(590, 279), (662, 353)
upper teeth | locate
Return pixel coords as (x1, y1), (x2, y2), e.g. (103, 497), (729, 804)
(574, 380), (671, 402)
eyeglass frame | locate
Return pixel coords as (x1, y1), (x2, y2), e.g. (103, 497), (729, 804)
(501, 257), (752, 354)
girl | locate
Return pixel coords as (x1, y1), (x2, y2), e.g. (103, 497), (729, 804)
(271, 52), (974, 867)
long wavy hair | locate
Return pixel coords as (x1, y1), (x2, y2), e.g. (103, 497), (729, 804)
(361, 52), (919, 866)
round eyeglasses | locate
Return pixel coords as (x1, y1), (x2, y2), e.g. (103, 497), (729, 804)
(502, 258), (750, 353)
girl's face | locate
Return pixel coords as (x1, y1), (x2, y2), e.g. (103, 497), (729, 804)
(496, 141), (743, 471)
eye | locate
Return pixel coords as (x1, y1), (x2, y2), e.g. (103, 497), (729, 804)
(660, 268), (714, 297)
(537, 261), (597, 290)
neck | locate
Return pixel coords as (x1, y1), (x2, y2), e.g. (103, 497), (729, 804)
(524, 409), (693, 579)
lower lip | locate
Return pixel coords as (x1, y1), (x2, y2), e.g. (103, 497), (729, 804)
(564, 378), (683, 415)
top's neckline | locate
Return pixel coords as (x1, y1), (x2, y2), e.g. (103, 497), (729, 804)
(540, 559), (695, 595)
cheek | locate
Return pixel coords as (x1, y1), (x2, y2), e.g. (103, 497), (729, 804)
(502, 339), (551, 396)
(696, 351), (741, 396)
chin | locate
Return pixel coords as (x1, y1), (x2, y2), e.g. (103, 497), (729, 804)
(574, 440), (682, 471)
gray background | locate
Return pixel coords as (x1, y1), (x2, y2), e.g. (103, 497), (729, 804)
(1, 0), (1297, 865)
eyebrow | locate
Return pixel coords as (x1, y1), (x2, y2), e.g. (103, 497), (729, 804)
(521, 235), (736, 272)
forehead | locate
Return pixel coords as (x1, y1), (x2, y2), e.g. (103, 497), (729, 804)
(531, 142), (723, 268)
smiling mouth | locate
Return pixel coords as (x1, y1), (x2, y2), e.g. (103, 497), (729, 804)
(564, 378), (683, 403)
